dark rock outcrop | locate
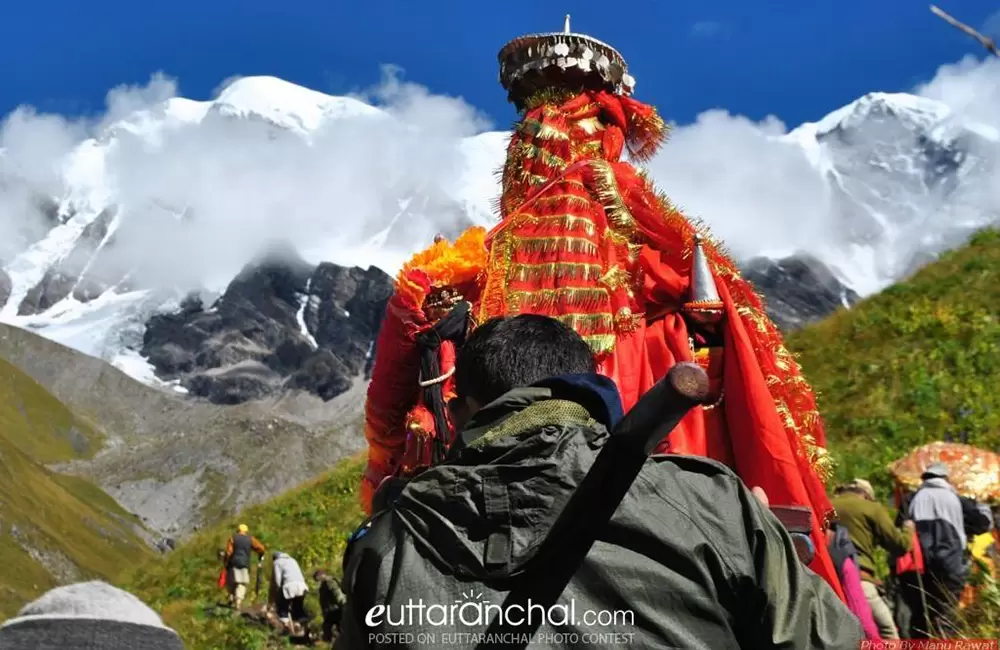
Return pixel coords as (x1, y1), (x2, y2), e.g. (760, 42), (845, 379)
(17, 209), (115, 315)
(142, 243), (393, 404)
(742, 253), (860, 331)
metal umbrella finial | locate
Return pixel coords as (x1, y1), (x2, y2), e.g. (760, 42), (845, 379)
(564, 14), (571, 33)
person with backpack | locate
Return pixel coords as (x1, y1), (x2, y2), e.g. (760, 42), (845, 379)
(905, 463), (992, 638)
(314, 569), (348, 642)
(830, 478), (913, 639)
(223, 523), (267, 610)
(336, 314), (862, 649)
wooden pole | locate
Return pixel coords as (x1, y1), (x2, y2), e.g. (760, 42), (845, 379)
(930, 5), (999, 57)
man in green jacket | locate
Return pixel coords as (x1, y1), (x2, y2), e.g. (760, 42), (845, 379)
(337, 314), (863, 649)
(831, 478), (914, 639)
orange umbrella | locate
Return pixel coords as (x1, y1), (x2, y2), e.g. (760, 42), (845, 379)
(888, 441), (1000, 504)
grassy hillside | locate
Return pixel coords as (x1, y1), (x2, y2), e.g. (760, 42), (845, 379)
(787, 228), (1000, 495)
(0, 323), (366, 538)
(0, 356), (152, 619)
(124, 453), (366, 650)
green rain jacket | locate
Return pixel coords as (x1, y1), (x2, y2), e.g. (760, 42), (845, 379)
(337, 383), (863, 649)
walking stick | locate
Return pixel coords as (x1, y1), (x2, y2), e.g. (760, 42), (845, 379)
(255, 559), (263, 601)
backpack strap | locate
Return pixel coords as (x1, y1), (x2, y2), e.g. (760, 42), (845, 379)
(341, 510), (401, 636)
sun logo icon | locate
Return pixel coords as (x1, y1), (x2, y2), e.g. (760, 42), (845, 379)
(455, 590), (484, 604)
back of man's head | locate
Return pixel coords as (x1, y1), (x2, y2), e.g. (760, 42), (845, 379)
(454, 315), (596, 407)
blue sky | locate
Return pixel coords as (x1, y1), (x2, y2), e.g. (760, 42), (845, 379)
(1, 0), (997, 130)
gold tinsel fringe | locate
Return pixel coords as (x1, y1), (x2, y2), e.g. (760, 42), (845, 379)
(626, 109), (669, 163)
(575, 116), (604, 136)
(512, 141), (569, 171)
(510, 261), (604, 283)
(518, 117), (570, 141)
(588, 160), (638, 238)
(532, 194), (594, 210)
(520, 213), (597, 236)
(598, 265), (631, 290)
(554, 312), (615, 334)
(509, 286), (611, 311)
(521, 87), (586, 113)
(582, 333), (617, 356)
(512, 236), (599, 256)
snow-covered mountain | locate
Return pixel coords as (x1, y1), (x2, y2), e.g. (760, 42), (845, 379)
(0, 76), (996, 393)
(781, 91), (998, 296)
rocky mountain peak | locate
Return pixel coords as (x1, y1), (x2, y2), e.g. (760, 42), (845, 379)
(742, 253), (860, 331)
(142, 250), (392, 405)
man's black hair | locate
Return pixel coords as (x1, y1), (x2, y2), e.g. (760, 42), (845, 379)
(454, 314), (596, 406)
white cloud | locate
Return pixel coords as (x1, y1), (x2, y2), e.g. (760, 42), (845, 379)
(640, 54), (1000, 280)
(644, 110), (832, 261)
(0, 108), (87, 260)
(0, 66), (493, 292)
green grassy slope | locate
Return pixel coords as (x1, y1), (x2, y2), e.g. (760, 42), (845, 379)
(787, 228), (1000, 495)
(0, 356), (153, 619)
(124, 454), (366, 650)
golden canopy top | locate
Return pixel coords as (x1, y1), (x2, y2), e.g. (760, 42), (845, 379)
(888, 441), (1000, 504)
(498, 15), (636, 112)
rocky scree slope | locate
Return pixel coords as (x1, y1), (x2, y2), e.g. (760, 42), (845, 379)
(0, 354), (152, 620)
(0, 323), (367, 541)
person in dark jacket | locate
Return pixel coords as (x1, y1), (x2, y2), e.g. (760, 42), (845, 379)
(314, 569), (347, 642)
(831, 478), (913, 638)
(223, 524), (267, 610)
(336, 314), (863, 650)
(905, 462), (990, 638)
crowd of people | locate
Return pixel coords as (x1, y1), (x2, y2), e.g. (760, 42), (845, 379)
(216, 524), (347, 643)
(828, 469), (995, 640)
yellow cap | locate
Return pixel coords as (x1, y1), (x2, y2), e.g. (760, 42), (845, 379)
(238, 524), (249, 534)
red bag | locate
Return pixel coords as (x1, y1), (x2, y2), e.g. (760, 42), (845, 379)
(895, 529), (924, 575)
(217, 568), (227, 589)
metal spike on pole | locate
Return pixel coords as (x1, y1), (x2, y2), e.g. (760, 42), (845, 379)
(930, 5), (999, 57)
(564, 14), (571, 34)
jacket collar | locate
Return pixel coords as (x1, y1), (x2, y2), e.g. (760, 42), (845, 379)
(448, 373), (623, 458)
(921, 477), (955, 492)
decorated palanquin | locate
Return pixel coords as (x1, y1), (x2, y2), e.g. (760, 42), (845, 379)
(361, 17), (845, 599)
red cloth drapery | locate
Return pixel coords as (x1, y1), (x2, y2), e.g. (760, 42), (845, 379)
(597, 241), (844, 602)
